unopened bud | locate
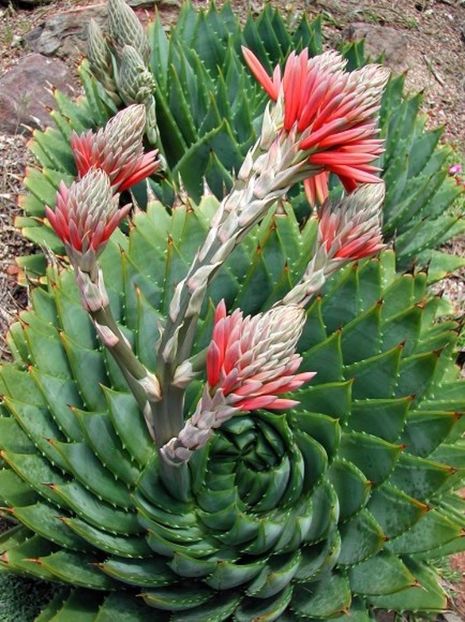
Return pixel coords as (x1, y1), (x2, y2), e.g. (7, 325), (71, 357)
(108, 0), (150, 62)
(138, 372), (162, 402)
(173, 360), (197, 388)
(87, 20), (112, 78)
(118, 45), (155, 105)
(93, 320), (120, 347)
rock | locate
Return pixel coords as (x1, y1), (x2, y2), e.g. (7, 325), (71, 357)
(343, 23), (409, 71)
(0, 54), (74, 135)
(25, 4), (107, 58)
(24, 2), (155, 59)
(461, 25), (465, 44)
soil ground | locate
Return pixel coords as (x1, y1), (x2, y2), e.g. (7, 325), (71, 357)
(0, 0), (464, 617)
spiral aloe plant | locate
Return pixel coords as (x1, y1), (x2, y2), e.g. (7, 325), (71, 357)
(17, 0), (465, 280)
(1, 49), (465, 620)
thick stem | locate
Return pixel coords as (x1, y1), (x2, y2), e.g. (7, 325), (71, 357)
(151, 360), (191, 500)
(151, 362), (185, 447)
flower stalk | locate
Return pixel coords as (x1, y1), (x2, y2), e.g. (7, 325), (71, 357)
(82, 271), (161, 440)
(158, 106), (313, 365)
(154, 51), (389, 484)
(152, 108), (315, 467)
(46, 169), (161, 440)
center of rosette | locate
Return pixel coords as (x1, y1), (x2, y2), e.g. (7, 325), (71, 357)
(209, 414), (295, 512)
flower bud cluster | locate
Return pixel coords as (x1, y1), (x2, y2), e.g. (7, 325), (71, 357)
(161, 302), (315, 464)
(318, 182), (385, 261)
(70, 105), (160, 193)
(46, 105), (160, 276)
(283, 183), (386, 307)
(108, 0), (150, 62)
(87, 19), (120, 104)
(243, 47), (390, 204)
(118, 46), (155, 104)
(88, 0), (159, 143)
(46, 170), (128, 271)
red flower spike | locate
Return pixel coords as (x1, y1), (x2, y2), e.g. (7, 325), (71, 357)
(46, 169), (129, 270)
(243, 47), (390, 204)
(205, 302), (315, 413)
(162, 304), (316, 465)
(317, 183), (386, 262)
(70, 104), (160, 193)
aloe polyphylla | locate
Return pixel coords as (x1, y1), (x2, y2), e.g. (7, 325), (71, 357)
(1, 46), (465, 622)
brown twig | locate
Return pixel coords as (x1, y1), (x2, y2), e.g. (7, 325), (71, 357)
(423, 54), (446, 86)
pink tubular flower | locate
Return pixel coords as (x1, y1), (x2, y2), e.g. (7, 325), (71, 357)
(318, 183), (385, 261)
(449, 163), (462, 176)
(70, 104), (159, 193)
(304, 171), (330, 206)
(45, 169), (129, 269)
(243, 47), (389, 203)
(206, 301), (315, 412)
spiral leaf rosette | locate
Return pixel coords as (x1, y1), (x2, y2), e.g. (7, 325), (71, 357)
(1, 194), (464, 620)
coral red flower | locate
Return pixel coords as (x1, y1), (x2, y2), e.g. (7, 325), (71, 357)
(304, 171), (330, 206)
(46, 169), (129, 268)
(161, 301), (316, 465)
(206, 301), (315, 412)
(318, 183), (385, 261)
(70, 104), (160, 193)
(243, 47), (389, 203)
